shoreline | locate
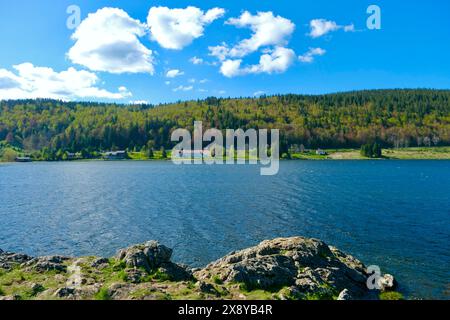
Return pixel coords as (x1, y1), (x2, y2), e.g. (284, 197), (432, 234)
(2, 147), (450, 163)
(0, 237), (400, 301)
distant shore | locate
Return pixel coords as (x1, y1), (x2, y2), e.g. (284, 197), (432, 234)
(2, 147), (450, 163)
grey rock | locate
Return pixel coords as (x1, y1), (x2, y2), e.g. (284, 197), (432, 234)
(0, 252), (33, 264)
(54, 287), (76, 298)
(30, 283), (45, 295)
(228, 255), (297, 290)
(197, 281), (220, 296)
(159, 262), (194, 281)
(24, 256), (69, 273)
(125, 269), (147, 284)
(195, 237), (372, 299)
(91, 257), (109, 268)
(116, 241), (172, 272)
(0, 262), (11, 270)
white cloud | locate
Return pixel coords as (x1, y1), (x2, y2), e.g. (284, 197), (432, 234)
(173, 85), (194, 92)
(219, 47), (296, 78)
(188, 78), (196, 83)
(254, 91), (265, 97)
(166, 69), (184, 78)
(0, 63), (131, 100)
(68, 7), (154, 74)
(199, 79), (209, 84)
(220, 59), (243, 77)
(198, 88), (208, 93)
(210, 11), (296, 77)
(147, 6), (225, 50)
(0, 69), (21, 90)
(254, 47), (296, 74)
(225, 11), (295, 58)
(190, 56), (204, 65)
(308, 19), (354, 38)
(208, 43), (230, 61)
(298, 47), (326, 63)
(129, 100), (149, 105)
(165, 81), (171, 85)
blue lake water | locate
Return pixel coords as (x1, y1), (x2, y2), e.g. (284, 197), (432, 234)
(0, 160), (449, 299)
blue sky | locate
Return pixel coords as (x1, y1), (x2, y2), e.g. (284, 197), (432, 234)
(0, 0), (449, 104)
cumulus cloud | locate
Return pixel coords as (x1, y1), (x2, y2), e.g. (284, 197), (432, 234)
(220, 59), (243, 78)
(190, 56), (204, 65)
(147, 6), (225, 50)
(166, 69), (184, 78)
(298, 47), (326, 63)
(68, 7), (154, 74)
(254, 91), (265, 97)
(308, 19), (354, 38)
(220, 47), (296, 78)
(254, 47), (296, 73)
(210, 11), (296, 77)
(225, 11), (295, 58)
(208, 43), (231, 61)
(172, 85), (194, 92)
(0, 63), (131, 100)
(0, 69), (21, 90)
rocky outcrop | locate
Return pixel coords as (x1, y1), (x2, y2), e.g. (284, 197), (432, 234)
(116, 241), (172, 272)
(23, 256), (70, 273)
(115, 241), (193, 282)
(0, 250), (32, 270)
(0, 237), (397, 300)
(195, 237), (376, 299)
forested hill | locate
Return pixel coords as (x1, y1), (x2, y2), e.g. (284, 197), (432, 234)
(1, 89), (449, 155)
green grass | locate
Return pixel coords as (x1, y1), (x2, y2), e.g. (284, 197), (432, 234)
(379, 291), (404, 300)
(128, 151), (171, 161)
(242, 289), (274, 300)
(148, 269), (172, 282)
(291, 146), (450, 160)
(94, 287), (111, 300)
(212, 275), (223, 285)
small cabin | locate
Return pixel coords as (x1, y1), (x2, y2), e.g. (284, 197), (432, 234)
(103, 151), (127, 160)
(15, 156), (32, 162)
(67, 153), (79, 160)
(316, 149), (328, 156)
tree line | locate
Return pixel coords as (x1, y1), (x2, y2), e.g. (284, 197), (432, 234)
(0, 89), (449, 159)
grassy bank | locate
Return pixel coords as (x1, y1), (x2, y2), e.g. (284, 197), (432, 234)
(291, 147), (450, 160)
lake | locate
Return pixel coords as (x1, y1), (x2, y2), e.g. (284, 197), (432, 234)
(0, 160), (449, 299)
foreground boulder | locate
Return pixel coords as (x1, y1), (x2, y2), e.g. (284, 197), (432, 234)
(195, 237), (375, 299)
(116, 241), (172, 272)
(115, 241), (193, 282)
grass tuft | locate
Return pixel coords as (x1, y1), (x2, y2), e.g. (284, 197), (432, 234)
(379, 291), (404, 300)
